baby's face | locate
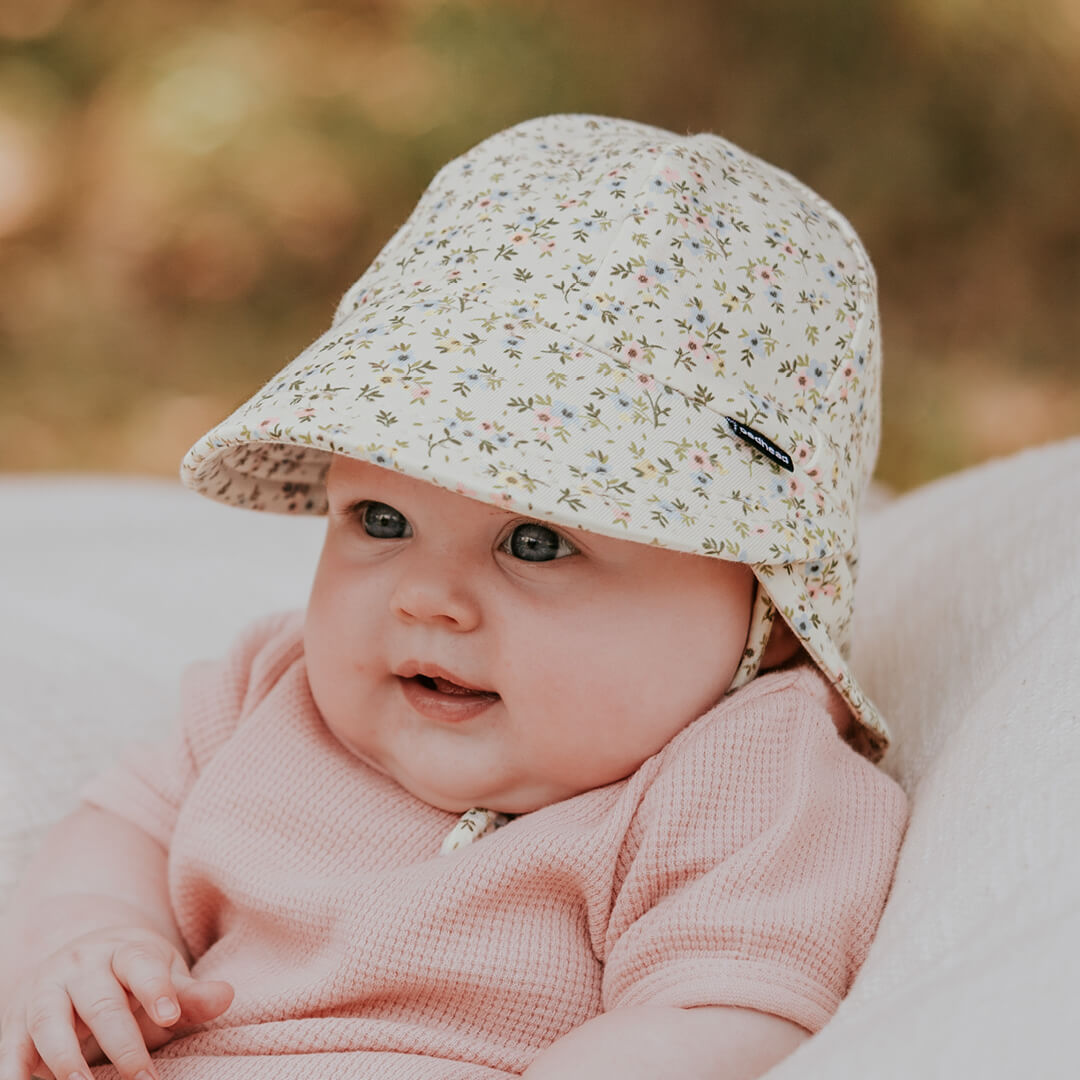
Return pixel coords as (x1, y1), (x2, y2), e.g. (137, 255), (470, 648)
(304, 456), (754, 814)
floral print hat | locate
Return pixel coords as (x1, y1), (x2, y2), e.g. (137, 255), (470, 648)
(182, 114), (890, 759)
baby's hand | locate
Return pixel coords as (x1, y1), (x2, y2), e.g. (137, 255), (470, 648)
(0, 925), (233, 1080)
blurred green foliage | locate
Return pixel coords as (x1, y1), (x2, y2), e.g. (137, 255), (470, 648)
(0, 0), (1077, 487)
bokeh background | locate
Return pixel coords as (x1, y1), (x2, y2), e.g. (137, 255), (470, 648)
(1, 0), (1077, 490)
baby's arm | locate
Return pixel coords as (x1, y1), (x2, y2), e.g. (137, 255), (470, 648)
(521, 1004), (807, 1080)
(1, 804), (184, 988)
(0, 803), (232, 1080)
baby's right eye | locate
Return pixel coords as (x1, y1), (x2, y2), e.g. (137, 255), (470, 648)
(357, 501), (413, 539)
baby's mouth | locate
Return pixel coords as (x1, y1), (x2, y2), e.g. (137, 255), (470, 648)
(398, 669), (501, 722)
(394, 662), (501, 720)
(414, 674), (500, 700)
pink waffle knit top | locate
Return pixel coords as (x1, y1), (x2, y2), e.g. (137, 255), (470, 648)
(81, 612), (908, 1080)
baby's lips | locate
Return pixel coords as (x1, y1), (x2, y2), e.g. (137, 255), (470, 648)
(428, 675), (499, 698)
(395, 660), (497, 696)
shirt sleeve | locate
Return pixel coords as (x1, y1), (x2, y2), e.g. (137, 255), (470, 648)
(600, 667), (909, 1034)
(79, 611), (305, 848)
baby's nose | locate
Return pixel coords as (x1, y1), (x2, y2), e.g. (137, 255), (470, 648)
(388, 559), (481, 631)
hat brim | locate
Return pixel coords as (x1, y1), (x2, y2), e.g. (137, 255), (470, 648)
(182, 298), (854, 566)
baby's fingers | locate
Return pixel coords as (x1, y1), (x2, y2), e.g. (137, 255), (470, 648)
(0, 1015), (47, 1080)
(110, 942), (185, 1030)
(18, 981), (94, 1080)
(170, 960), (234, 1027)
(66, 973), (157, 1080)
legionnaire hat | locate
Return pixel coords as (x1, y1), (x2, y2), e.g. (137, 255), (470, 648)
(182, 114), (890, 758)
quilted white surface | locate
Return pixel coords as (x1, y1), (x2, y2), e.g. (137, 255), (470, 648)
(1, 440), (1077, 1077)
(770, 437), (1080, 1078)
(0, 477), (324, 898)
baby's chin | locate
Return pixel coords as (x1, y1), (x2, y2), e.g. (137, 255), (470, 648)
(400, 774), (575, 817)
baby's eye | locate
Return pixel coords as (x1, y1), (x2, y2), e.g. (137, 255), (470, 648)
(358, 501), (413, 539)
(501, 521), (576, 562)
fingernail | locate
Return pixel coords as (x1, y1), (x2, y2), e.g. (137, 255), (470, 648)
(135, 1071), (157, 1080)
(155, 996), (180, 1022)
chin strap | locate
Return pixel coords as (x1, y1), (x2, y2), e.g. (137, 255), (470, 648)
(441, 807), (513, 855)
(727, 581), (775, 694)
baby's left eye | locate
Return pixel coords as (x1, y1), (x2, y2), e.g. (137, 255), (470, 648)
(501, 522), (577, 562)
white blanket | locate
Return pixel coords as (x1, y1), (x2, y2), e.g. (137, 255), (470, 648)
(1, 440), (1078, 1078)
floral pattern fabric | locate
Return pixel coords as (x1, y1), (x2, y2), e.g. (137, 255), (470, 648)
(181, 114), (889, 756)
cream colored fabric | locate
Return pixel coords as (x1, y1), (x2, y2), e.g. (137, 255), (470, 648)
(1, 438), (1078, 1077)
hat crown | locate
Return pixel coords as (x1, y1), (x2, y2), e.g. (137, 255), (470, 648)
(334, 115), (882, 535)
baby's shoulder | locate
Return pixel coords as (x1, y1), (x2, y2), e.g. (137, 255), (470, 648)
(180, 610), (306, 757)
(230, 609), (306, 680)
(653, 662), (894, 794)
(670, 662), (836, 744)
(632, 663), (907, 853)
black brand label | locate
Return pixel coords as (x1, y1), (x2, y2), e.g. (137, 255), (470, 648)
(724, 417), (794, 472)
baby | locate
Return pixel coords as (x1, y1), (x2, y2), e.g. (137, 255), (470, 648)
(0, 115), (908, 1080)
